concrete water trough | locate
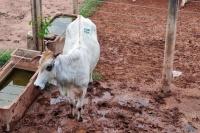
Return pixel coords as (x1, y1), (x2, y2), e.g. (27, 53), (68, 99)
(0, 48), (40, 131)
(11, 48), (41, 71)
(48, 13), (77, 37)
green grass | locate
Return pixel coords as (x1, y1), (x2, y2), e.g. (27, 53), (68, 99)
(79, 0), (105, 17)
(0, 50), (13, 67)
(92, 72), (103, 81)
(45, 83), (52, 90)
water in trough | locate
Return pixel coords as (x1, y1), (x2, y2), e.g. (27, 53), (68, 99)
(0, 68), (34, 107)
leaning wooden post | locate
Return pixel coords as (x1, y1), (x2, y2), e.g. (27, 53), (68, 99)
(30, 0), (44, 51)
(73, 0), (79, 14)
(162, 0), (179, 93)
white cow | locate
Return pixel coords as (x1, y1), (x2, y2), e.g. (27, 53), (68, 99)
(32, 15), (100, 121)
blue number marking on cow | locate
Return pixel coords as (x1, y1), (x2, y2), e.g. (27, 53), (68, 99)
(84, 28), (91, 34)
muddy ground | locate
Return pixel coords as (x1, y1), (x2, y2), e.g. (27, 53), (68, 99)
(0, 0), (200, 132)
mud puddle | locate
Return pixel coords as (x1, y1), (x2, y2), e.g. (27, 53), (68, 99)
(92, 91), (113, 103)
(183, 125), (197, 132)
(97, 110), (110, 121)
(116, 95), (150, 107)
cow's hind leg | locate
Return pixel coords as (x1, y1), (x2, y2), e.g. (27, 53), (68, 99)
(89, 72), (93, 82)
(76, 87), (87, 122)
(68, 98), (76, 119)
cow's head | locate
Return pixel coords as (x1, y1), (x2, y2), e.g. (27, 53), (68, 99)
(32, 50), (60, 90)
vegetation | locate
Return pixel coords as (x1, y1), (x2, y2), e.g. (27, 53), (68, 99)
(79, 0), (105, 17)
(45, 83), (52, 90)
(29, 17), (51, 38)
(92, 72), (103, 81)
(0, 50), (13, 67)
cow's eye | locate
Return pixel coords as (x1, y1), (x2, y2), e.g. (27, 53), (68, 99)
(46, 64), (53, 71)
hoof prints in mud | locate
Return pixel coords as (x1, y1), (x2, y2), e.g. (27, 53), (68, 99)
(11, 81), (198, 132)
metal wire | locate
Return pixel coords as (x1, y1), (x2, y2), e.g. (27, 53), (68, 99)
(0, 32), (36, 61)
(82, 8), (200, 26)
(0, 0), (199, 87)
(93, 19), (200, 37)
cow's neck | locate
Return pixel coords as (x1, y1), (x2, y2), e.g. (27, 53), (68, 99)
(54, 53), (79, 85)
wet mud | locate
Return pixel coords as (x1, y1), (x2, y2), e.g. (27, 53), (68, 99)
(5, 0), (200, 132)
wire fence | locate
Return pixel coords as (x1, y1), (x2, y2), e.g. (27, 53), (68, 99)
(84, 0), (200, 88)
(0, 0), (200, 92)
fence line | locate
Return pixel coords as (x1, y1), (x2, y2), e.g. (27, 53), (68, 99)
(8, 0), (196, 16)
(83, 8), (200, 26)
(87, 0), (200, 14)
(0, 5), (198, 59)
(99, 40), (164, 52)
(0, 1), (199, 64)
(93, 19), (200, 37)
(97, 30), (200, 47)
(85, 0), (200, 15)
(0, 32), (37, 70)
(99, 39), (200, 60)
(1, 18), (199, 38)
(79, 0), (93, 13)
(0, 0), (199, 90)
(190, 0), (200, 3)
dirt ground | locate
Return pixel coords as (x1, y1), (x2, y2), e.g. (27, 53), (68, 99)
(0, 0), (200, 132)
(0, 0), (83, 50)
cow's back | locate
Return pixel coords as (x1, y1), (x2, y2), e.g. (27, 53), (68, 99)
(63, 15), (100, 71)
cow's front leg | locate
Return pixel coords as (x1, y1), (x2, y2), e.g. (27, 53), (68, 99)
(76, 88), (87, 122)
(68, 98), (76, 119)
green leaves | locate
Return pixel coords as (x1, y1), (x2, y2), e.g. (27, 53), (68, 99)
(29, 17), (51, 38)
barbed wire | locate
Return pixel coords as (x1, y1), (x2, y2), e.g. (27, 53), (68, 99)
(104, 71), (200, 88)
(0, 31), (36, 56)
(0, 0), (199, 22)
(0, 3), (198, 56)
(89, 0), (200, 16)
(83, 8), (200, 27)
(0, 0), (199, 42)
(97, 30), (200, 49)
(84, 0), (200, 15)
(0, 0), (199, 89)
(79, 0), (93, 14)
(0, 32), (37, 71)
(98, 39), (200, 63)
(190, 0), (200, 3)
(93, 19), (200, 37)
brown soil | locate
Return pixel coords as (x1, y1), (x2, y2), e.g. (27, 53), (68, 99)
(1, 0), (200, 132)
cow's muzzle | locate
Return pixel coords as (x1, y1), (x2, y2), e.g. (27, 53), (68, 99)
(34, 85), (41, 90)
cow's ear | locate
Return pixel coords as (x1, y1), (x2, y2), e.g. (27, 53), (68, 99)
(31, 55), (42, 63)
(54, 53), (60, 58)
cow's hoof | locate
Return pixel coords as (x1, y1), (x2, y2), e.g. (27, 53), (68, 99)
(78, 117), (83, 122)
(67, 114), (74, 119)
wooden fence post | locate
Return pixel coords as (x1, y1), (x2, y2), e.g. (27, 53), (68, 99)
(30, 0), (44, 52)
(162, 0), (179, 93)
(73, 0), (79, 14)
